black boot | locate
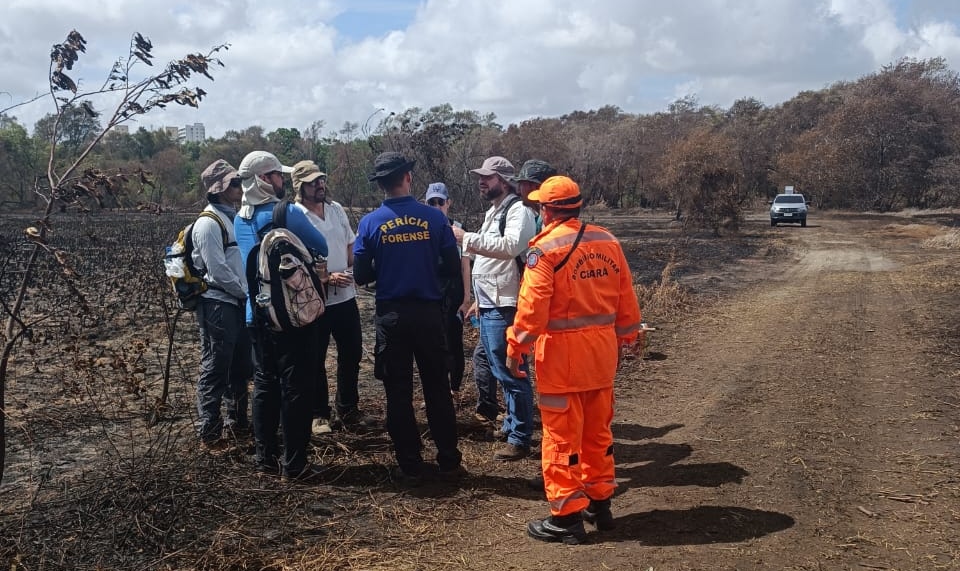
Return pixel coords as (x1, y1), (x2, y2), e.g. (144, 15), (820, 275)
(582, 499), (615, 530)
(526, 512), (588, 545)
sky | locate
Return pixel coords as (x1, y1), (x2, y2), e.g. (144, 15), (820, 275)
(2, 0), (960, 139)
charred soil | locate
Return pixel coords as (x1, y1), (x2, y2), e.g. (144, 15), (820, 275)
(1, 210), (959, 570)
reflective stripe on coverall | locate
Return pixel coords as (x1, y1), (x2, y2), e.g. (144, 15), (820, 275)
(506, 218), (641, 516)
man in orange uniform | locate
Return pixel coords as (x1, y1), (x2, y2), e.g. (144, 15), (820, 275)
(506, 175), (642, 545)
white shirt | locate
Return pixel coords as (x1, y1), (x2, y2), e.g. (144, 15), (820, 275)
(296, 201), (357, 306)
(462, 195), (537, 308)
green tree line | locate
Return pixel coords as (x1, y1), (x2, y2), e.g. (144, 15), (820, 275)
(3, 57), (960, 233)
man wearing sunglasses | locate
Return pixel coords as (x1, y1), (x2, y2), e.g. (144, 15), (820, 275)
(290, 160), (372, 435)
(193, 159), (252, 452)
(424, 182), (472, 399)
(234, 150), (330, 482)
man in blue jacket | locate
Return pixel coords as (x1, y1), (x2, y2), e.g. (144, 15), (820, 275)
(234, 150), (329, 482)
(353, 152), (464, 484)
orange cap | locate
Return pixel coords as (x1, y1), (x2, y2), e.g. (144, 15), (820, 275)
(527, 175), (582, 209)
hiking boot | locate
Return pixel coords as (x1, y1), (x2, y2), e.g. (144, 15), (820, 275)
(437, 464), (469, 482)
(311, 418), (332, 435)
(390, 466), (424, 487)
(527, 513), (588, 545)
(281, 463), (324, 484)
(474, 412), (495, 424)
(492, 428), (509, 442)
(255, 458), (281, 476)
(200, 439), (230, 455)
(338, 410), (378, 430)
(226, 424), (253, 441)
(494, 443), (530, 461)
(582, 499), (615, 530)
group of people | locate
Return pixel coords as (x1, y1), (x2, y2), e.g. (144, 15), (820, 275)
(187, 149), (643, 545)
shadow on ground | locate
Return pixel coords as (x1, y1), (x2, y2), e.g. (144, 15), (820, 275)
(600, 506), (794, 545)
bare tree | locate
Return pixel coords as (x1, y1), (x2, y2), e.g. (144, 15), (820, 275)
(659, 127), (744, 235)
(0, 30), (227, 483)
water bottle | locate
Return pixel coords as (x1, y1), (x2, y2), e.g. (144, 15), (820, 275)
(164, 246), (185, 278)
(469, 315), (480, 328)
(313, 256), (329, 282)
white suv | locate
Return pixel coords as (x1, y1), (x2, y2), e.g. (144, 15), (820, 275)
(770, 194), (808, 227)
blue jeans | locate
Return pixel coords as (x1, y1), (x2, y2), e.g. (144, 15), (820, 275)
(479, 306), (533, 448)
(196, 299), (251, 443)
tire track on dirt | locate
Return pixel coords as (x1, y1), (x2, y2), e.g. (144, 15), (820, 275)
(615, 218), (959, 570)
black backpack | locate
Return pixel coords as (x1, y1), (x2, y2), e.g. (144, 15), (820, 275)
(245, 201), (327, 331)
(497, 194), (528, 276)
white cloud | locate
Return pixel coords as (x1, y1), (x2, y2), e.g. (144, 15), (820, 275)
(1, 0), (958, 140)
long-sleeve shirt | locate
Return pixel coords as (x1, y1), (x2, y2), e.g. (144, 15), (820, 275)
(191, 204), (246, 305)
(507, 218), (642, 393)
(462, 194), (537, 308)
(234, 202), (329, 324)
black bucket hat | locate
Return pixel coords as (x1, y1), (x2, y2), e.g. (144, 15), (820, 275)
(513, 159), (557, 185)
(368, 152), (416, 182)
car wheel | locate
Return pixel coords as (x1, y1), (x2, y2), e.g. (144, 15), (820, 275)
(771, 220), (777, 227)
(801, 219), (807, 227)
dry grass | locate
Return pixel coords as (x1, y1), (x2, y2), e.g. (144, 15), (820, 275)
(869, 223), (943, 240)
(635, 260), (693, 324)
(921, 228), (960, 249)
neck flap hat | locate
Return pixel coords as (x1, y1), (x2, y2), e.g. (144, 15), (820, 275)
(237, 151), (291, 219)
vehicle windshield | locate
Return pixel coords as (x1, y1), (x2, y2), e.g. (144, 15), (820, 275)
(775, 195), (804, 204)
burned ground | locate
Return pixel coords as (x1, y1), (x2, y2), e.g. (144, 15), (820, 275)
(1, 209), (958, 570)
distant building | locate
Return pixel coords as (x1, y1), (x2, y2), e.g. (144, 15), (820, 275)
(164, 126), (180, 141)
(178, 122), (205, 143)
(112, 124), (129, 135)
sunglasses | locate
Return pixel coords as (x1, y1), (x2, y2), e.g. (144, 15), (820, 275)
(228, 179), (242, 188)
(427, 198), (446, 207)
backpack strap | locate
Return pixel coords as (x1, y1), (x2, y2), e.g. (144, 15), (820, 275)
(272, 199), (289, 231)
(197, 210), (235, 249)
(553, 222), (587, 272)
(252, 200), (289, 242)
(247, 201), (288, 310)
(497, 194), (522, 236)
(188, 210), (233, 293)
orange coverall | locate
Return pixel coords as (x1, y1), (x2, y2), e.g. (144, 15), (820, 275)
(507, 217), (641, 516)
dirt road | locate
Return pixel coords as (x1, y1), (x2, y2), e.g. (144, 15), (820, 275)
(449, 214), (960, 570)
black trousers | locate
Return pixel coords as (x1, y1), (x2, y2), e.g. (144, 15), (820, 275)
(374, 299), (461, 474)
(443, 301), (466, 392)
(250, 322), (319, 476)
(312, 298), (364, 419)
